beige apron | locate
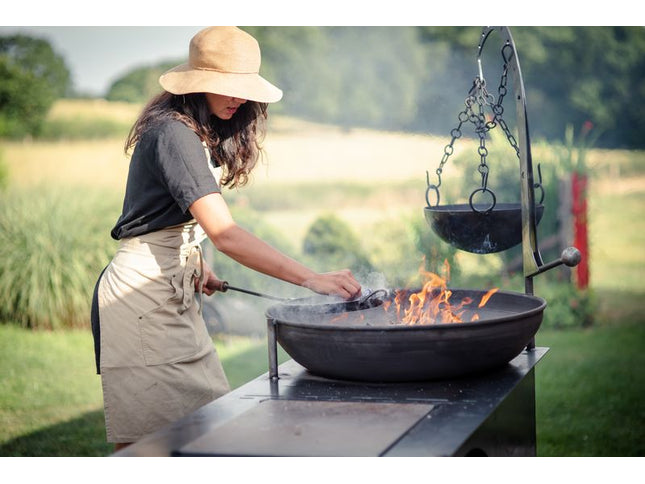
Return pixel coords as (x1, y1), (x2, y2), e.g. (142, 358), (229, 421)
(97, 221), (230, 443)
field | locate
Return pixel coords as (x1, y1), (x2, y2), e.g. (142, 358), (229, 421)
(4, 100), (643, 288)
(1, 99), (644, 457)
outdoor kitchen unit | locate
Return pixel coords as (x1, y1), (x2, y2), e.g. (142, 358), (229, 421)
(116, 350), (547, 457)
(115, 26), (581, 457)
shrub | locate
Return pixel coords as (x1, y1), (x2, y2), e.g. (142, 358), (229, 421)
(302, 213), (373, 274)
(0, 185), (120, 329)
(360, 213), (425, 289)
(537, 282), (596, 329)
(0, 148), (7, 191)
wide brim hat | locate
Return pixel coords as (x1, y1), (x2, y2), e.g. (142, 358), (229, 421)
(159, 26), (283, 103)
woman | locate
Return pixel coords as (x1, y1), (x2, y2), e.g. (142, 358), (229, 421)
(92, 26), (361, 451)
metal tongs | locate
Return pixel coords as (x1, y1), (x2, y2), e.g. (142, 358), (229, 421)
(214, 280), (386, 310)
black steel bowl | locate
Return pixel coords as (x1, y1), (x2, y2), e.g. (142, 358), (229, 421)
(424, 203), (544, 254)
(266, 289), (546, 382)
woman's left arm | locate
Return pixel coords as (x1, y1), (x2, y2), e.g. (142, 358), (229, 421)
(189, 192), (361, 299)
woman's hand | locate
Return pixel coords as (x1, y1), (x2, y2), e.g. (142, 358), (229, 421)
(196, 265), (226, 296)
(302, 269), (362, 300)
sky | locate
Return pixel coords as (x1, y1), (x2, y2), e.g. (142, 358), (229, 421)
(0, 26), (204, 96)
(2, 2), (637, 97)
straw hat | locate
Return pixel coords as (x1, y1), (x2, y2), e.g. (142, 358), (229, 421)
(159, 26), (283, 103)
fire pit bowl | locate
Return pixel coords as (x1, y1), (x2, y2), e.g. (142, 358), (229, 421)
(424, 203), (544, 254)
(266, 289), (546, 382)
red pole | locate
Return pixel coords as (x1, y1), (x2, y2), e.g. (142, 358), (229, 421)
(572, 172), (589, 289)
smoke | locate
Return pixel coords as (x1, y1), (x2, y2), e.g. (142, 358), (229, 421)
(356, 269), (393, 294)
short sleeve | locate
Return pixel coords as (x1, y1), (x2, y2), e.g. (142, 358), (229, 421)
(155, 121), (221, 212)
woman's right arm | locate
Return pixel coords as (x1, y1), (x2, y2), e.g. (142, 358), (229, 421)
(189, 192), (361, 299)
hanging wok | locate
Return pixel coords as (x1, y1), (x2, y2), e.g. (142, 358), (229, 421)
(424, 203), (545, 254)
(266, 288), (546, 382)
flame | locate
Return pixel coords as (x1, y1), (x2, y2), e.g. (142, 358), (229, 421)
(389, 259), (498, 325)
(330, 312), (349, 324)
(329, 312), (365, 324)
(478, 288), (499, 308)
(324, 259), (499, 326)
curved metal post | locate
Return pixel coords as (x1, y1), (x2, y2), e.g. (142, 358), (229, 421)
(478, 27), (543, 291)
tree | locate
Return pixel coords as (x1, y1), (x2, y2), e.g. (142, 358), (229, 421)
(106, 61), (178, 103)
(222, 27), (429, 129)
(517, 26), (645, 149)
(418, 26), (645, 148)
(0, 34), (71, 138)
(106, 26), (645, 148)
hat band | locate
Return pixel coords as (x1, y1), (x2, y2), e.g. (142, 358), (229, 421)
(191, 65), (259, 75)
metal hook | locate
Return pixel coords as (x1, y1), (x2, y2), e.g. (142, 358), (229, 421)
(425, 170), (441, 207)
(534, 163), (545, 205)
(477, 27), (497, 82)
(425, 184), (440, 208)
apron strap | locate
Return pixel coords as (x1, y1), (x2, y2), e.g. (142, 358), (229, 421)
(183, 244), (205, 316)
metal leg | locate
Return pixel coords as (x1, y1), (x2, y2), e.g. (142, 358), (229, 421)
(524, 276), (536, 350)
(267, 317), (279, 380)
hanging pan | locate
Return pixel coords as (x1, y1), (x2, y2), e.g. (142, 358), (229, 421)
(424, 26), (544, 255)
(424, 202), (544, 254)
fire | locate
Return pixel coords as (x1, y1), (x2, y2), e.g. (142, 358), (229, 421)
(327, 259), (499, 326)
(329, 312), (365, 324)
(329, 312), (349, 324)
(478, 287), (499, 308)
(389, 259), (499, 325)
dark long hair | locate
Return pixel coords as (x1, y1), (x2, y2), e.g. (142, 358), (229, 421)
(125, 92), (268, 188)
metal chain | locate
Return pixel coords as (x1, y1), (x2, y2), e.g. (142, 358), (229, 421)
(425, 86), (471, 207)
(491, 43), (520, 158)
(474, 78), (490, 191)
(426, 76), (494, 207)
(426, 40), (543, 209)
(495, 42), (544, 202)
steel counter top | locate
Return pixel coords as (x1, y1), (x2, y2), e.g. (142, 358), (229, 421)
(114, 347), (548, 457)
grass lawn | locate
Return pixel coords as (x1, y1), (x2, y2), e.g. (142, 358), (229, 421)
(1, 315), (643, 457)
(0, 327), (288, 456)
(535, 321), (645, 456)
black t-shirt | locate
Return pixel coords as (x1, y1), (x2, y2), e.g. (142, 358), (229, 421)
(111, 119), (221, 240)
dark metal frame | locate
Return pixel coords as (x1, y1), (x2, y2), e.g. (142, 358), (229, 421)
(478, 27), (580, 297)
